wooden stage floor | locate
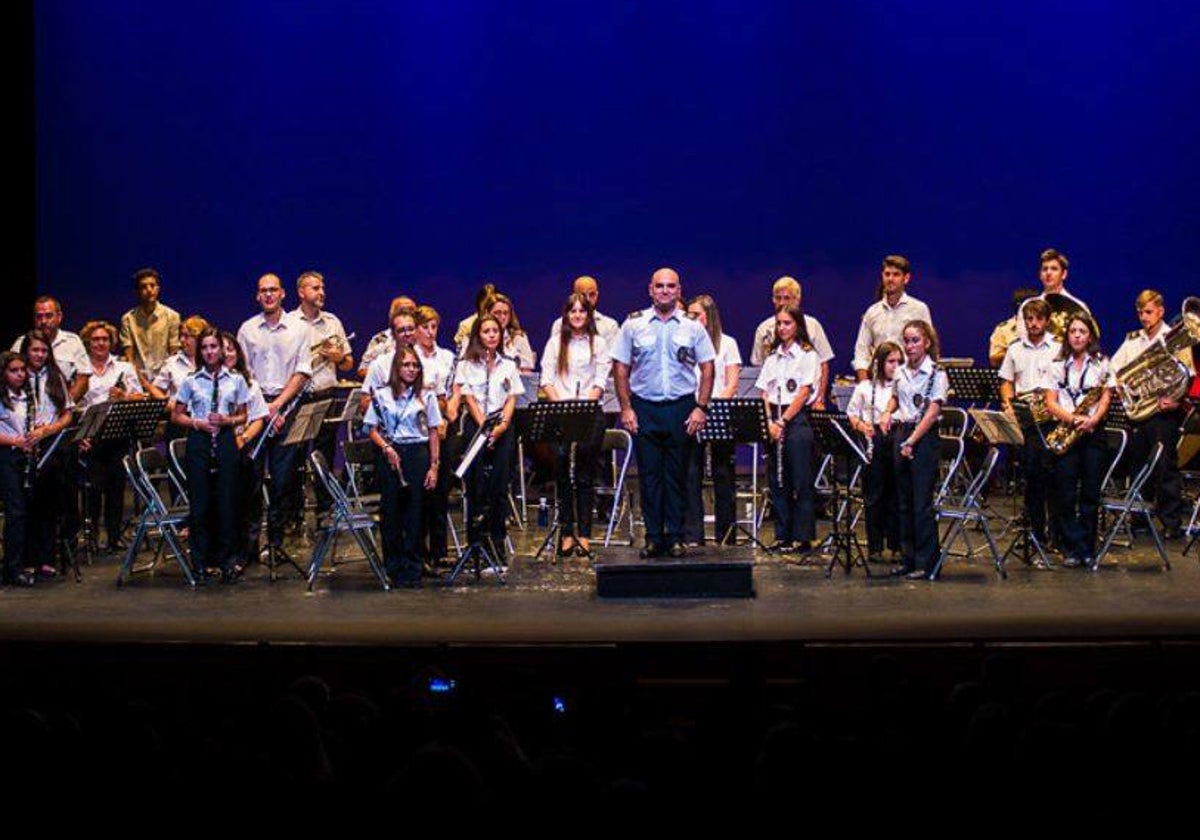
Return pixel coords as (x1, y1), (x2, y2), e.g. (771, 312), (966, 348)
(2, 526), (1198, 647)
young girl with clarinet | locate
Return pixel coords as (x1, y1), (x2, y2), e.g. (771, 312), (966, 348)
(846, 341), (902, 564)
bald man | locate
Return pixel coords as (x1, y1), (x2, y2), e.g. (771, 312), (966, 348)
(750, 277), (834, 407)
(612, 268), (715, 558)
(549, 276), (621, 345)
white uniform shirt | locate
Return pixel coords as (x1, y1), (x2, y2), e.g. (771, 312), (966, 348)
(79, 356), (145, 409)
(1016, 289), (1091, 342)
(1044, 354), (1113, 417)
(541, 334), (612, 398)
(550, 311), (622, 347)
(846, 379), (896, 426)
(417, 345), (458, 398)
(703, 334), (742, 399)
(455, 356), (526, 415)
(292, 308), (349, 391)
(852, 293), (933, 373)
(151, 350), (196, 398)
(751, 314), (834, 366)
(236, 311), (313, 396)
(999, 336), (1062, 395)
(174, 368), (251, 419)
(0, 388), (61, 438)
(1111, 327), (1196, 378)
(27, 366), (74, 416)
(359, 329), (394, 373)
(893, 356), (949, 422)
(755, 342), (819, 407)
(363, 386), (443, 445)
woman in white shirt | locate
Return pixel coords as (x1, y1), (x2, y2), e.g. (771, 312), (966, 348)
(540, 293), (612, 558)
(484, 291), (536, 373)
(683, 294), (741, 545)
(846, 341), (902, 563)
(449, 314), (525, 560)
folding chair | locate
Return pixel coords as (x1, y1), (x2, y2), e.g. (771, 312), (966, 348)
(167, 436), (190, 503)
(932, 446), (1005, 580)
(1184, 490), (1199, 556)
(1095, 441), (1170, 570)
(595, 428), (635, 547)
(306, 450), (390, 591)
(116, 449), (196, 587)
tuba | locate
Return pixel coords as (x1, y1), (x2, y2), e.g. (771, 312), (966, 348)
(1116, 297), (1200, 422)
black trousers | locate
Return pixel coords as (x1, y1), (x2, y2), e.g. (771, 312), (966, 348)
(631, 395), (695, 546)
(260, 433), (302, 548)
(185, 428), (238, 570)
(556, 438), (601, 539)
(684, 440), (736, 545)
(862, 425), (900, 555)
(462, 417), (515, 551)
(1129, 409), (1184, 531)
(766, 415), (816, 544)
(378, 443), (429, 582)
(86, 439), (129, 544)
(1053, 431), (1106, 560)
(1021, 423), (1055, 541)
(0, 449), (29, 581)
(421, 429), (457, 561)
(895, 429), (939, 573)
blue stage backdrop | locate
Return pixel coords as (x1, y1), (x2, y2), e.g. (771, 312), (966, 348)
(35, 0), (1200, 371)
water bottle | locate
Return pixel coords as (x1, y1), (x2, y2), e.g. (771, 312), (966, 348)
(538, 497), (549, 528)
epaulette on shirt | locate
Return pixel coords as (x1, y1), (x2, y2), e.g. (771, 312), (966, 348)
(627, 309), (644, 319)
(1007, 337), (1022, 347)
(1127, 330), (1141, 340)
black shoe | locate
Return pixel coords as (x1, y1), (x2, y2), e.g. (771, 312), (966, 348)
(667, 542), (687, 558)
(574, 542), (595, 559)
(389, 574), (423, 589)
(1161, 527), (1182, 541)
(767, 540), (795, 554)
(905, 568), (931, 581)
(220, 566), (243, 585)
(795, 541), (813, 554)
(639, 543), (665, 559)
(889, 564), (915, 577)
(7, 571), (36, 587)
(104, 539), (127, 555)
(1063, 556), (1083, 568)
(557, 539), (575, 558)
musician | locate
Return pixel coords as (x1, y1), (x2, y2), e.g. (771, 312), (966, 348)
(414, 305), (457, 565)
(147, 316), (209, 404)
(549, 276), (622, 346)
(684, 294), (741, 546)
(78, 320), (146, 554)
(999, 297), (1061, 548)
(1111, 290), (1193, 539)
(881, 320), (948, 580)
(222, 332), (270, 569)
(362, 309), (420, 410)
(171, 328), (249, 582)
(450, 314), (524, 560)
(119, 267), (181, 388)
(853, 256), (933, 382)
(364, 346), (441, 587)
(1043, 313), (1112, 567)
(847, 341), (902, 563)
(755, 303), (818, 553)
(293, 271), (353, 517)
(17, 331), (76, 579)
(613, 268), (714, 559)
(540, 293), (612, 557)
(1017, 248), (1091, 342)
(0, 353), (39, 585)
(359, 295), (417, 378)
(11, 296), (90, 403)
(1, 348), (71, 586)
(235, 273), (313, 561)
(453, 283), (497, 352)
(749, 277), (835, 407)
(988, 288), (1039, 367)
(483, 291), (536, 372)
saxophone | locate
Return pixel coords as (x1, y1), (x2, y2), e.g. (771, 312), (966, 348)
(1045, 385), (1106, 455)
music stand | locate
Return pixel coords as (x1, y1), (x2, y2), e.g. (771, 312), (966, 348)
(524, 400), (604, 560)
(263, 398), (333, 580)
(945, 367), (1000, 405)
(809, 410), (871, 577)
(699, 397), (770, 550)
(1001, 401), (1052, 568)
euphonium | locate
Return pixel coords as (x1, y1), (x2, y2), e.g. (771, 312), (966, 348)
(1116, 296), (1200, 422)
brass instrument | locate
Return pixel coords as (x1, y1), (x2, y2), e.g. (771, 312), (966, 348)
(1015, 391), (1052, 425)
(1116, 297), (1200, 422)
(1042, 293), (1095, 343)
(311, 331), (356, 354)
(1045, 385), (1107, 455)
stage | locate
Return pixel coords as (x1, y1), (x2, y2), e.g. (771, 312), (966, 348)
(3, 534), (1198, 648)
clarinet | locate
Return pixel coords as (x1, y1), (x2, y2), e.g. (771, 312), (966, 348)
(209, 370), (221, 474)
(23, 379), (37, 490)
(864, 384), (876, 464)
(369, 386), (407, 487)
(777, 386), (787, 489)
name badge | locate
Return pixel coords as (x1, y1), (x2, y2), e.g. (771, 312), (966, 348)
(417, 409), (429, 436)
(913, 394), (927, 408)
(501, 378), (511, 393)
(676, 345), (695, 365)
(786, 378), (797, 393)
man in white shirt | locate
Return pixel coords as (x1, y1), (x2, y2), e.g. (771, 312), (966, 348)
(236, 273), (313, 559)
(749, 276), (834, 408)
(1017, 248), (1091, 342)
(852, 256), (934, 381)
